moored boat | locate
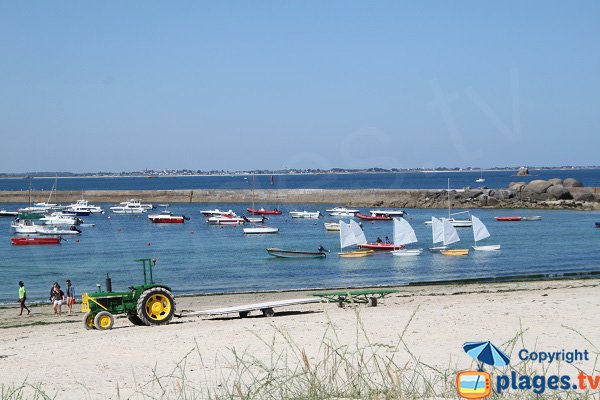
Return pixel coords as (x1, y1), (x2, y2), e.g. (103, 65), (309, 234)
(246, 208), (282, 215)
(324, 222), (340, 231)
(358, 242), (403, 250)
(40, 212), (83, 226)
(289, 211), (321, 219)
(207, 215), (245, 225)
(243, 226), (279, 234)
(369, 209), (405, 217)
(595, 222), (600, 228)
(35, 226), (81, 235)
(119, 199), (154, 210)
(148, 211), (188, 223)
(521, 216), (542, 221)
(201, 209), (236, 217)
(440, 249), (469, 256)
(267, 247), (328, 258)
(11, 219), (38, 234)
(356, 213), (392, 221)
(326, 207), (359, 216)
(110, 204), (146, 214)
(11, 237), (62, 245)
(0, 209), (19, 217)
(495, 216), (522, 222)
(64, 200), (104, 215)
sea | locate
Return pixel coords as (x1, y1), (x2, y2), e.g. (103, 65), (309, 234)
(0, 169), (599, 305)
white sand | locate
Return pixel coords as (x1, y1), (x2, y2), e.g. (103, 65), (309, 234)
(1, 279), (599, 399)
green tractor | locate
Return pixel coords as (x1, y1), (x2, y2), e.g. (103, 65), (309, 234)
(81, 258), (176, 330)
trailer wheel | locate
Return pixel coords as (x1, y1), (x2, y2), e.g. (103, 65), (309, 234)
(94, 311), (114, 330)
(137, 287), (175, 326)
(82, 312), (95, 330)
(127, 314), (147, 326)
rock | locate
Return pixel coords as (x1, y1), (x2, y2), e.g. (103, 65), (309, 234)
(563, 178), (583, 188)
(486, 197), (500, 206)
(524, 180), (552, 194)
(546, 184), (572, 200)
(548, 178), (563, 185)
(574, 192), (596, 202)
(508, 182), (526, 192)
(517, 167), (529, 176)
(495, 190), (513, 200)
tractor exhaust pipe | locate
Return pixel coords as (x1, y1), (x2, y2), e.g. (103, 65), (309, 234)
(106, 273), (112, 292)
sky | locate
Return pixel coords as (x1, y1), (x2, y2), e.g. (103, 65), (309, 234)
(1, 1), (599, 173)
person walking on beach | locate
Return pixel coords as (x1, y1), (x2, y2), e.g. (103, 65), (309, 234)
(18, 281), (30, 316)
(65, 279), (75, 314)
(50, 283), (65, 316)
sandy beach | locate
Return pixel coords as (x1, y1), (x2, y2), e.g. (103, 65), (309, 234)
(1, 279), (599, 399)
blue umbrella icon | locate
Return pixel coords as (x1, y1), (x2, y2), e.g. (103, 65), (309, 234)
(463, 341), (511, 369)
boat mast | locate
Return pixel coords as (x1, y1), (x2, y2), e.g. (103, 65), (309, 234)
(447, 178), (451, 218)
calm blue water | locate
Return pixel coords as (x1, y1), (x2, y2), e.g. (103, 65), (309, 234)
(1, 169), (599, 191)
(1, 203), (599, 304)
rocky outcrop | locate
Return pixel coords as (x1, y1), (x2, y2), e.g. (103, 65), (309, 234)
(517, 167), (529, 176)
(524, 180), (553, 194)
(546, 185), (572, 200)
(563, 178), (583, 188)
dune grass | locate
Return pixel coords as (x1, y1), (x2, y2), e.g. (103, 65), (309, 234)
(2, 308), (600, 399)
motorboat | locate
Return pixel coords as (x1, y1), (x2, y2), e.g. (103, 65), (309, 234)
(289, 211), (321, 219)
(64, 200), (104, 215)
(11, 219), (38, 234)
(358, 242), (403, 251)
(356, 213), (392, 221)
(244, 215), (266, 223)
(324, 222), (341, 231)
(148, 211), (189, 223)
(11, 237), (62, 245)
(35, 226), (81, 235)
(246, 208), (282, 215)
(521, 216), (542, 221)
(0, 209), (18, 217)
(326, 207), (359, 216)
(40, 212), (83, 226)
(207, 215), (245, 225)
(369, 209), (405, 217)
(424, 211), (473, 227)
(119, 199), (154, 210)
(266, 247), (328, 258)
(495, 216), (522, 222)
(201, 209), (237, 217)
(110, 204), (147, 214)
(243, 226), (279, 234)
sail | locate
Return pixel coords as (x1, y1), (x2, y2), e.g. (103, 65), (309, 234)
(339, 220), (356, 249)
(442, 218), (461, 246)
(431, 217), (444, 244)
(472, 215), (491, 242)
(349, 220), (367, 244)
(393, 217), (418, 246)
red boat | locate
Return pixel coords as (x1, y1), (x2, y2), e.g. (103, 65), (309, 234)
(358, 242), (403, 250)
(148, 211), (188, 223)
(356, 213), (392, 221)
(246, 208), (282, 215)
(495, 216), (522, 222)
(11, 237), (62, 245)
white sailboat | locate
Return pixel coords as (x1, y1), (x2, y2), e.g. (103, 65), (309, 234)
(391, 217), (423, 256)
(475, 169), (485, 183)
(338, 220), (373, 257)
(424, 178), (472, 227)
(243, 175), (279, 234)
(440, 218), (469, 256)
(471, 215), (500, 251)
(429, 217), (446, 252)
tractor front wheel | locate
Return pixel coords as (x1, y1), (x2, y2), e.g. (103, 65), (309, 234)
(82, 312), (95, 330)
(94, 311), (115, 330)
(136, 287), (175, 326)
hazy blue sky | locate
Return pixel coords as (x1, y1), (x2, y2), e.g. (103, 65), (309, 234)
(1, 1), (598, 172)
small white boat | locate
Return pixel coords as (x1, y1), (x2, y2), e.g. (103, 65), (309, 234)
(521, 216), (542, 221)
(369, 209), (405, 217)
(119, 199), (154, 210)
(207, 215), (245, 225)
(35, 226), (81, 235)
(201, 209), (236, 217)
(475, 169), (485, 183)
(40, 212), (83, 226)
(244, 216), (266, 223)
(290, 211), (321, 219)
(64, 200), (104, 215)
(243, 226), (279, 234)
(424, 211), (472, 227)
(11, 219), (38, 234)
(324, 222), (340, 231)
(110, 204), (147, 214)
(472, 215), (501, 251)
(326, 207), (359, 216)
(0, 210), (19, 217)
(391, 217), (423, 257)
(338, 219), (373, 257)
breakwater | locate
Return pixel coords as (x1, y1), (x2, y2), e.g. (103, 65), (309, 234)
(1, 186), (599, 209)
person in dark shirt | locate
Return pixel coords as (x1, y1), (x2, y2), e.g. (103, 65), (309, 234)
(51, 283), (65, 316)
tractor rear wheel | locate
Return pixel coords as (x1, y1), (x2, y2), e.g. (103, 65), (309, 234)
(127, 314), (147, 326)
(136, 287), (175, 326)
(82, 312), (95, 330)
(94, 311), (115, 330)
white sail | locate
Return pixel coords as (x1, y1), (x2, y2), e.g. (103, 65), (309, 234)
(339, 220), (357, 249)
(442, 218), (461, 246)
(349, 220), (367, 244)
(471, 215), (491, 242)
(431, 217), (444, 244)
(393, 217), (418, 246)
